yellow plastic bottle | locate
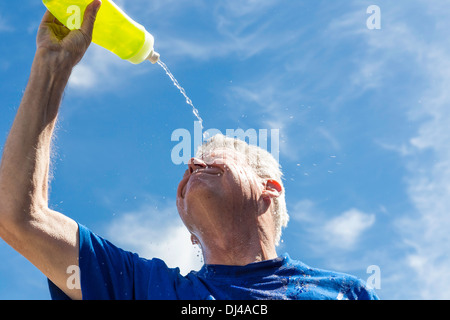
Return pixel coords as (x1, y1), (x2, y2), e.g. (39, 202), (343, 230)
(42, 0), (160, 64)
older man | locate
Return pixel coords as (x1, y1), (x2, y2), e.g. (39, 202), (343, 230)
(0, 1), (378, 300)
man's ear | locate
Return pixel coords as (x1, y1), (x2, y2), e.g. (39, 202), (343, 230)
(262, 179), (283, 199)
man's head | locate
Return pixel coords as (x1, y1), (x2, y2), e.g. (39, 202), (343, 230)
(176, 134), (289, 257)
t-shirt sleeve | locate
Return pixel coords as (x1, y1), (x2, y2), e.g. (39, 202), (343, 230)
(81, 223), (150, 299)
(356, 284), (380, 300)
(47, 222), (150, 300)
(48, 223), (206, 300)
(49, 223), (148, 300)
(346, 278), (380, 300)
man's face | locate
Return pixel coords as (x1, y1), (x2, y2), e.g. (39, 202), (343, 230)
(176, 148), (264, 243)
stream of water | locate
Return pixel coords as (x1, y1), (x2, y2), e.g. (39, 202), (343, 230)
(157, 60), (204, 130)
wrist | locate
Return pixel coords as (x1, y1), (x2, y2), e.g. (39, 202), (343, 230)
(34, 48), (75, 77)
(25, 49), (73, 123)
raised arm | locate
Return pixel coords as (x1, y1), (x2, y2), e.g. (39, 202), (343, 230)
(0, 1), (101, 300)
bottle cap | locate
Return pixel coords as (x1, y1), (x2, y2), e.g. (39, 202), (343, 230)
(147, 50), (160, 64)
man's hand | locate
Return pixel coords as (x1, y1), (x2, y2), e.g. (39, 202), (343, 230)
(36, 0), (102, 68)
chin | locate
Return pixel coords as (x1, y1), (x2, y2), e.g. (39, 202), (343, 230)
(186, 175), (222, 198)
(184, 186), (225, 214)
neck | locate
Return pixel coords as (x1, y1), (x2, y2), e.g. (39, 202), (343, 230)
(199, 226), (278, 266)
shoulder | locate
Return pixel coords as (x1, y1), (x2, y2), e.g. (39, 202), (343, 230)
(281, 255), (379, 300)
(318, 270), (379, 300)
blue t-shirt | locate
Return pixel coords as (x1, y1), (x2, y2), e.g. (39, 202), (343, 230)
(48, 224), (379, 300)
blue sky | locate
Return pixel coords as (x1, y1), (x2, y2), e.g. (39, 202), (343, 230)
(1, 0), (450, 300)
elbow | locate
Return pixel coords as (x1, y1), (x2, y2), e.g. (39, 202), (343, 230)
(0, 196), (48, 246)
(0, 197), (10, 240)
(0, 172), (49, 231)
(0, 191), (47, 231)
(0, 197), (5, 228)
(0, 196), (16, 233)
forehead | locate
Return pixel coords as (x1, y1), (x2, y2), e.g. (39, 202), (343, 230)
(198, 148), (247, 165)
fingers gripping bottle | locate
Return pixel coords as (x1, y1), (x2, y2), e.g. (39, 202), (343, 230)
(42, 0), (160, 64)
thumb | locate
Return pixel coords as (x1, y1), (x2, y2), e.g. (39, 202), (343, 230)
(79, 0), (102, 40)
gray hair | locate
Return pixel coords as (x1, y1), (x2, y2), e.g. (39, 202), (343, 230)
(195, 134), (289, 246)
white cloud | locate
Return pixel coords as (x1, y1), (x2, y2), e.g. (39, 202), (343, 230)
(290, 199), (316, 223)
(68, 42), (155, 92)
(69, 64), (97, 89)
(151, 0), (301, 62)
(323, 209), (375, 250)
(290, 200), (375, 251)
(68, 45), (117, 90)
(104, 200), (203, 275)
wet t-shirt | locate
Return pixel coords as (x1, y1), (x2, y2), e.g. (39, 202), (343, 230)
(48, 224), (379, 300)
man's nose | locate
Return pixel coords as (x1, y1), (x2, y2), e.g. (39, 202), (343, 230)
(188, 157), (207, 174)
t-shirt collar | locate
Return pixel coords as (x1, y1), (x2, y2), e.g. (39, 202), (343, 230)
(197, 254), (289, 279)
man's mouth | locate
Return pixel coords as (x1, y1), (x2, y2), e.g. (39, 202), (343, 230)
(180, 167), (223, 198)
(192, 167), (222, 175)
